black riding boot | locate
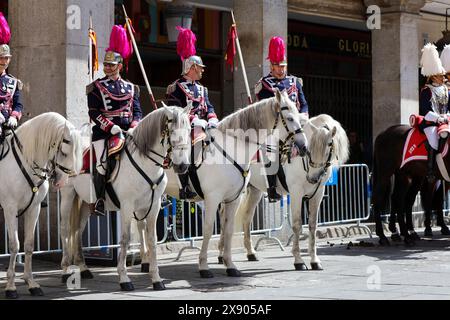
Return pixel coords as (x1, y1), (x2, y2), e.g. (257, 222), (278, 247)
(267, 174), (282, 203)
(179, 173), (197, 200)
(93, 171), (106, 216)
(425, 142), (436, 183)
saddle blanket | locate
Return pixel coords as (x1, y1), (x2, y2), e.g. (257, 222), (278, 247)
(401, 127), (449, 168)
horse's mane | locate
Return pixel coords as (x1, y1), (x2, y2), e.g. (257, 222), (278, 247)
(16, 112), (82, 172)
(132, 106), (189, 155)
(307, 114), (349, 165)
(218, 97), (279, 132)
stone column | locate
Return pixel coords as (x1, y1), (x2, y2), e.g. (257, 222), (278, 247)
(365, 0), (426, 140)
(9, 0), (114, 127)
(8, 0), (114, 249)
(232, 0), (287, 109)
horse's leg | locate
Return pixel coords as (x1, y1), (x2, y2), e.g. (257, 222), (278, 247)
(290, 194), (308, 270)
(137, 219), (150, 272)
(404, 179), (421, 241)
(422, 181), (436, 237)
(143, 206), (165, 290)
(74, 202), (94, 278)
(392, 174), (414, 245)
(23, 204), (44, 296)
(307, 188), (325, 270)
(221, 198), (242, 277)
(117, 211), (134, 291)
(388, 178), (401, 241)
(60, 186), (76, 276)
(217, 204), (225, 264)
(4, 207), (20, 299)
(241, 186), (263, 261)
(198, 195), (222, 278)
(373, 176), (391, 246)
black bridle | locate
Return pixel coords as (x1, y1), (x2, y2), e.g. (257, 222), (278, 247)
(10, 129), (74, 217)
(303, 125), (335, 199)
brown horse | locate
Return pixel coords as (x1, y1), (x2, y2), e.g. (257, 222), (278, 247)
(372, 124), (449, 245)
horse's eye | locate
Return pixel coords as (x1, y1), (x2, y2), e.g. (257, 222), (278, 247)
(287, 117), (293, 122)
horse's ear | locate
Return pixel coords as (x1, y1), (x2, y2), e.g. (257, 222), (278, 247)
(331, 126), (337, 137)
(183, 104), (193, 115)
(161, 101), (168, 108)
(275, 88), (282, 103)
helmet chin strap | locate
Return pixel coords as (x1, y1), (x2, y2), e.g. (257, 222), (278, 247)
(104, 66), (120, 79)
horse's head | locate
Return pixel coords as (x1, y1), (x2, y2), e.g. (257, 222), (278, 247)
(272, 89), (308, 156)
(50, 123), (83, 189)
(162, 103), (192, 174)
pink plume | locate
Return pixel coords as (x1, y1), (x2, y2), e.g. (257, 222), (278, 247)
(176, 26), (196, 61)
(267, 36), (285, 63)
(106, 25), (133, 62)
(0, 12), (11, 45)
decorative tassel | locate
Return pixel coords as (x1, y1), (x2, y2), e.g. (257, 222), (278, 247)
(176, 26), (196, 61)
(0, 12), (11, 45)
(267, 36), (285, 64)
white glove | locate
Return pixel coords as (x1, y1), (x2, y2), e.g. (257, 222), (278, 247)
(7, 116), (17, 128)
(192, 117), (208, 130)
(207, 118), (219, 128)
(438, 116), (448, 125)
(110, 125), (122, 135)
(0, 112), (5, 124)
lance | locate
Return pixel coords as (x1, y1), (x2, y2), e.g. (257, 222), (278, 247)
(88, 14), (95, 206)
(122, 5), (158, 110)
(231, 10), (252, 105)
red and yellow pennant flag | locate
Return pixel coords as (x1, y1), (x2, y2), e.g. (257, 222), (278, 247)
(224, 24), (237, 71)
(88, 28), (99, 75)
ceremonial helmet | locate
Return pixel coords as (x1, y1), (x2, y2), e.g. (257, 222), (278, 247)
(440, 44), (450, 75)
(176, 26), (205, 75)
(0, 12), (12, 58)
(267, 36), (287, 66)
(420, 43), (445, 77)
(104, 25), (132, 66)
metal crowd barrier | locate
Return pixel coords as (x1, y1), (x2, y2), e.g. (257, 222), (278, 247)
(286, 164), (372, 245)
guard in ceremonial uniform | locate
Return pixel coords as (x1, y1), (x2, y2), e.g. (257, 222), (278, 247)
(0, 12), (22, 138)
(166, 26), (219, 200)
(420, 43), (450, 183)
(87, 25), (142, 216)
(254, 36), (309, 202)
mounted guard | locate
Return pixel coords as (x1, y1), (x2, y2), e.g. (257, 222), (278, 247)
(166, 26), (219, 200)
(417, 43), (450, 183)
(0, 12), (22, 141)
(254, 36), (309, 202)
(87, 25), (142, 216)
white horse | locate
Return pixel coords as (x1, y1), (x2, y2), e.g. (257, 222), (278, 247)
(139, 90), (308, 279)
(59, 105), (191, 291)
(220, 114), (349, 270)
(0, 112), (83, 299)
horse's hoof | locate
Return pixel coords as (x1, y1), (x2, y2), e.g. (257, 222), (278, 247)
(390, 233), (402, 242)
(29, 287), (44, 296)
(294, 263), (308, 271)
(199, 270), (214, 278)
(310, 263), (323, 271)
(141, 263), (149, 273)
(226, 268), (241, 277)
(61, 274), (71, 284)
(120, 282), (135, 291)
(378, 237), (390, 246)
(424, 228), (433, 237)
(81, 270), (94, 279)
(153, 281), (166, 291)
(217, 257), (223, 265)
(5, 290), (18, 299)
(441, 226), (450, 235)
(247, 254), (258, 261)
(410, 232), (421, 241)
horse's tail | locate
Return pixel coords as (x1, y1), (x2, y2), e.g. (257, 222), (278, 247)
(372, 131), (394, 213)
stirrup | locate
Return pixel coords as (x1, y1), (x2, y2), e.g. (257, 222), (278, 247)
(267, 187), (282, 203)
(93, 198), (106, 216)
(179, 187), (197, 200)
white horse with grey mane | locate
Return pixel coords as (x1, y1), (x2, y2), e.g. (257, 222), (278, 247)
(59, 105), (191, 291)
(0, 112), (83, 299)
(218, 114), (349, 270)
(138, 90), (308, 279)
